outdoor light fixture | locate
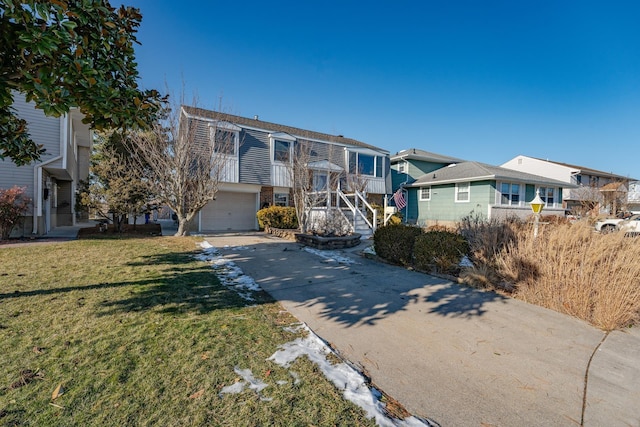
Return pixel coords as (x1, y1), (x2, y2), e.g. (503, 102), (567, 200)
(530, 189), (545, 237)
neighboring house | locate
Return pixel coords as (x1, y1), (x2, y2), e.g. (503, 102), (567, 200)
(181, 106), (391, 233)
(0, 94), (92, 237)
(391, 148), (464, 190)
(628, 181), (640, 213)
(501, 155), (635, 214)
(401, 161), (572, 227)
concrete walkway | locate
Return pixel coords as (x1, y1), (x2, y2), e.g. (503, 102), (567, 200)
(201, 232), (640, 427)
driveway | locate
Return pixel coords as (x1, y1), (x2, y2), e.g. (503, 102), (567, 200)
(203, 232), (640, 427)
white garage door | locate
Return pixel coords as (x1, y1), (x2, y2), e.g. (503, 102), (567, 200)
(200, 191), (258, 231)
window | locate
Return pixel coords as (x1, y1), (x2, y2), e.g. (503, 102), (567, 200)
(212, 128), (237, 155)
(274, 193), (288, 206)
(274, 140), (291, 162)
(398, 162), (406, 173)
(419, 186), (431, 201)
(455, 182), (470, 202)
(538, 187), (556, 206)
(348, 151), (383, 177)
(313, 171), (328, 191)
(499, 182), (521, 206)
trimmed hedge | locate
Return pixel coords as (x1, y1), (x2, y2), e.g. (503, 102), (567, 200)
(414, 230), (469, 273)
(373, 224), (423, 266)
(256, 206), (298, 230)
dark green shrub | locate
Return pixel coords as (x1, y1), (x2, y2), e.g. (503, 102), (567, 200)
(256, 206), (298, 230)
(373, 224), (423, 266)
(414, 230), (469, 273)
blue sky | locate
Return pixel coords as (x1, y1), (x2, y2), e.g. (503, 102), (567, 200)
(125, 0), (639, 178)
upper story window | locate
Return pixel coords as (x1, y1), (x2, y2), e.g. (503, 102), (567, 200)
(348, 151), (384, 178)
(499, 182), (521, 206)
(419, 186), (431, 201)
(398, 162), (406, 173)
(274, 140), (291, 162)
(455, 182), (470, 202)
(269, 132), (296, 164)
(209, 122), (240, 156)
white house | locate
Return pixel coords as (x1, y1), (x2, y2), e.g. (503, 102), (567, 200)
(501, 155), (634, 213)
(0, 94), (92, 237)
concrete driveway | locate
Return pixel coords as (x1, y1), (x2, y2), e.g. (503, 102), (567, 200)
(203, 232), (640, 427)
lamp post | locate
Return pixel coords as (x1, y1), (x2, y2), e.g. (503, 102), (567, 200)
(530, 189), (545, 238)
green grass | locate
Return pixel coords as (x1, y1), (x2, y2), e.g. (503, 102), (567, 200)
(0, 237), (377, 426)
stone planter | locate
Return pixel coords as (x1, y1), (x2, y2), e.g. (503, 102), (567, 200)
(294, 233), (362, 250)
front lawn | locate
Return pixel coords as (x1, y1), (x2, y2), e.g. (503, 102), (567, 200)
(0, 238), (377, 426)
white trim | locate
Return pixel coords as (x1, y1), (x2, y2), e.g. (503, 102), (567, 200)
(419, 186), (431, 201)
(268, 131), (296, 142)
(217, 183), (262, 193)
(270, 136), (293, 164)
(455, 182), (470, 203)
(497, 181), (523, 207)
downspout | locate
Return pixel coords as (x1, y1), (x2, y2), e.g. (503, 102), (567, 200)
(32, 114), (68, 234)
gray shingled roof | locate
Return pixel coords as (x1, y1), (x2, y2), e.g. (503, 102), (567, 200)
(391, 148), (464, 163)
(408, 161), (575, 187)
(182, 106), (387, 153)
(530, 157), (634, 181)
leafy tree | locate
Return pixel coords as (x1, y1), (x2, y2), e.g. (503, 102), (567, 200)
(0, 0), (166, 165)
(0, 185), (30, 239)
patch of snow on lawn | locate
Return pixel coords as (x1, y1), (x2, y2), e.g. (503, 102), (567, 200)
(303, 247), (355, 265)
(196, 241), (260, 301)
(269, 324), (437, 427)
(219, 367), (272, 401)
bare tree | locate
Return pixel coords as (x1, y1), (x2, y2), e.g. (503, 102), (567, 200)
(127, 102), (235, 236)
(570, 185), (603, 217)
(288, 141), (346, 234)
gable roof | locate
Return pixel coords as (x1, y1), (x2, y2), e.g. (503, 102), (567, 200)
(181, 106), (387, 153)
(527, 156), (633, 181)
(599, 182), (627, 192)
(407, 161), (574, 188)
(391, 148), (464, 164)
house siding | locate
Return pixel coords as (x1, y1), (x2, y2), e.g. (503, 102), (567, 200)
(415, 180), (494, 225)
(1, 96), (62, 200)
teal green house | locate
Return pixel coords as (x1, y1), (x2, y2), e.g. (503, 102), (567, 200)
(390, 149), (572, 227)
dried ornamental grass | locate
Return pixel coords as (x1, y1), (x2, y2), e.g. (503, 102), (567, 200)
(506, 222), (640, 330)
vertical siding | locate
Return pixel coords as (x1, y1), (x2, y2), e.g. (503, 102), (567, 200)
(239, 129), (270, 185)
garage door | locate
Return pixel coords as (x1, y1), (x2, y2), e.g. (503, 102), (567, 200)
(200, 191), (258, 231)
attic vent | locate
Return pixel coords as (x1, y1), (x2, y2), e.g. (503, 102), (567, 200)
(433, 173), (436, 178)
(337, 135), (343, 137)
(254, 115), (259, 120)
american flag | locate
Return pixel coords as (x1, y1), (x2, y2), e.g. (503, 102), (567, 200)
(393, 189), (406, 210)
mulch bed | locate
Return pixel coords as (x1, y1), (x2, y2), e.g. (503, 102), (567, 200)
(78, 223), (162, 238)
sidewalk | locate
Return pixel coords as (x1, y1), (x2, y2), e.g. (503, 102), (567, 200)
(201, 232), (640, 427)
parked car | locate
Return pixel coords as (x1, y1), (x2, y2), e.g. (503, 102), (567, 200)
(595, 217), (625, 233)
(616, 214), (640, 235)
(595, 214), (640, 234)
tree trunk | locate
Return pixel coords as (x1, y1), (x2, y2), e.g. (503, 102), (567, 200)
(175, 217), (190, 236)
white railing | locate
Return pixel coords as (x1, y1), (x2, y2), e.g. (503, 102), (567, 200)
(336, 188), (376, 232)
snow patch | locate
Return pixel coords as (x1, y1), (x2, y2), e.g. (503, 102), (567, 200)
(195, 241), (260, 302)
(219, 367), (271, 401)
(303, 247), (355, 265)
(269, 324), (436, 427)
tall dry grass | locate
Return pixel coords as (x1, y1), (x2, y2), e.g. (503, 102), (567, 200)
(461, 217), (640, 331)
